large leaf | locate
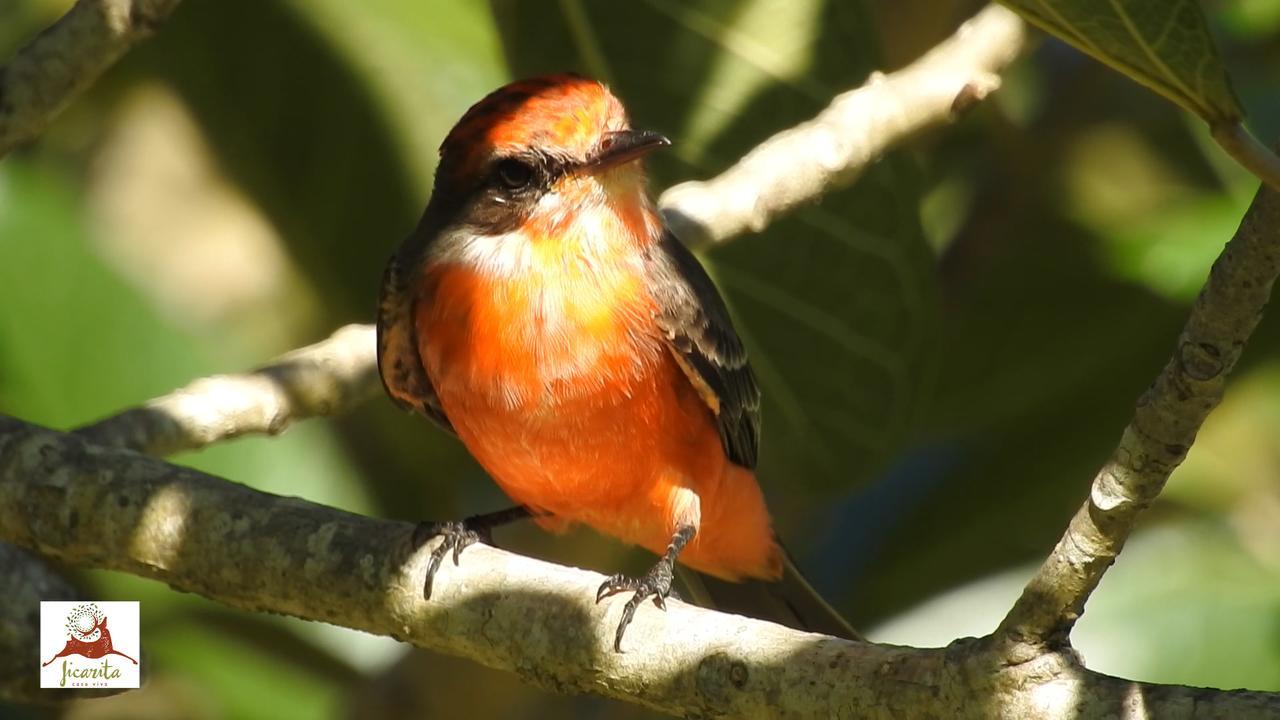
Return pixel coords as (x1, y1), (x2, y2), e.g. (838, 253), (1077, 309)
(491, 0), (937, 499)
(999, 0), (1242, 122)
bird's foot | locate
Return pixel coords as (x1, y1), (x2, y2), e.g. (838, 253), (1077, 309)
(412, 519), (487, 600)
(411, 506), (531, 600)
(596, 556), (677, 653)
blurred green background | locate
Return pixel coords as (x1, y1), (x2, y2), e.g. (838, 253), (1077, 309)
(3, 0), (1280, 717)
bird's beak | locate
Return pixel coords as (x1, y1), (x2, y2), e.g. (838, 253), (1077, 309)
(588, 129), (671, 172)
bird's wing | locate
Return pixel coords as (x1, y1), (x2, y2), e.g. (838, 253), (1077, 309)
(376, 240), (455, 435)
(647, 230), (761, 470)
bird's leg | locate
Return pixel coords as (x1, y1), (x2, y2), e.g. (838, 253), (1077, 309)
(596, 523), (696, 652)
(412, 505), (533, 599)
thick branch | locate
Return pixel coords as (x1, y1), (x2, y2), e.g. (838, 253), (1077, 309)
(997, 185), (1280, 652)
(0, 0), (182, 157)
(3, 417), (1278, 718)
(658, 4), (1026, 248)
(74, 324), (378, 456)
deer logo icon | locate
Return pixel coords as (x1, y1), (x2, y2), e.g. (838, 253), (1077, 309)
(42, 603), (138, 667)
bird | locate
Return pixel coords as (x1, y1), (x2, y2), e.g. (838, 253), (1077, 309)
(377, 73), (858, 651)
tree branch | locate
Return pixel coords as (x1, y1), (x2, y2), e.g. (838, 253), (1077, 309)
(3, 416), (1279, 718)
(74, 324), (379, 456)
(658, 3), (1027, 248)
(0, 0), (183, 158)
(997, 184), (1280, 654)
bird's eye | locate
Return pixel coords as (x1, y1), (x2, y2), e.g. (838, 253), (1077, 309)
(494, 159), (534, 191)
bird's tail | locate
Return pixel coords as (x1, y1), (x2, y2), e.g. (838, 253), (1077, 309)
(676, 544), (862, 641)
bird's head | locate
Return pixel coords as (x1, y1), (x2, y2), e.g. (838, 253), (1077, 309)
(425, 74), (670, 252)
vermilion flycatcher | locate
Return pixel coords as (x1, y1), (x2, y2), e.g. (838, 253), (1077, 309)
(377, 74), (856, 650)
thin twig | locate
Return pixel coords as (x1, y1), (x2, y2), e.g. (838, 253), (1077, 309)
(0, 0), (183, 157)
(996, 184), (1280, 656)
(74, 324), (379, 456)
(658, 4), (1026, 248)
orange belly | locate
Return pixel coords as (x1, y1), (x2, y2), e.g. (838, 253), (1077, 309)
(418, 263), (780, 580)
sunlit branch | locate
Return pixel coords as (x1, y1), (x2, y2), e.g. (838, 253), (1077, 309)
(3, 417), (1279, 718)
(0, 0), (183, 158)
(658, 4), (1027, 248)
(997, 185), (1280, 655)
(74, 324), (379, 457)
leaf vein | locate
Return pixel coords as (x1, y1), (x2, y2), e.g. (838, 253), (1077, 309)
(1105, 0), (1204, 116)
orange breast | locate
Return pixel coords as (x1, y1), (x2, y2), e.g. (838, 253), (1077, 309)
(416, 254), (780, 580)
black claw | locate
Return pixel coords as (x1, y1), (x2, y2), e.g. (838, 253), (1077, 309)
(413, 520), (488, 600)
(595, 573), (637, 603)
(596, 559), (677, 652)
(410, 507), (532, 601)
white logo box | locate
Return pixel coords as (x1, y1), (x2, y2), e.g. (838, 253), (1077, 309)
(39, 601), (141, 690)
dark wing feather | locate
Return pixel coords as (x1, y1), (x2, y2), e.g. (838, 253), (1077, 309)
(648, 230), (761, 469)
(376, 235), (455, 434)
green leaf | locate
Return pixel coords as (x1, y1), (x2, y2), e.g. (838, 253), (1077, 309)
(998, 0), (1243, 122)
(491, 0), (937, 494)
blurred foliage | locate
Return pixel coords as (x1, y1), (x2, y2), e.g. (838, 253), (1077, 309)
(875, 518), (1280, 690)
(2, 0), (1280, 717)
